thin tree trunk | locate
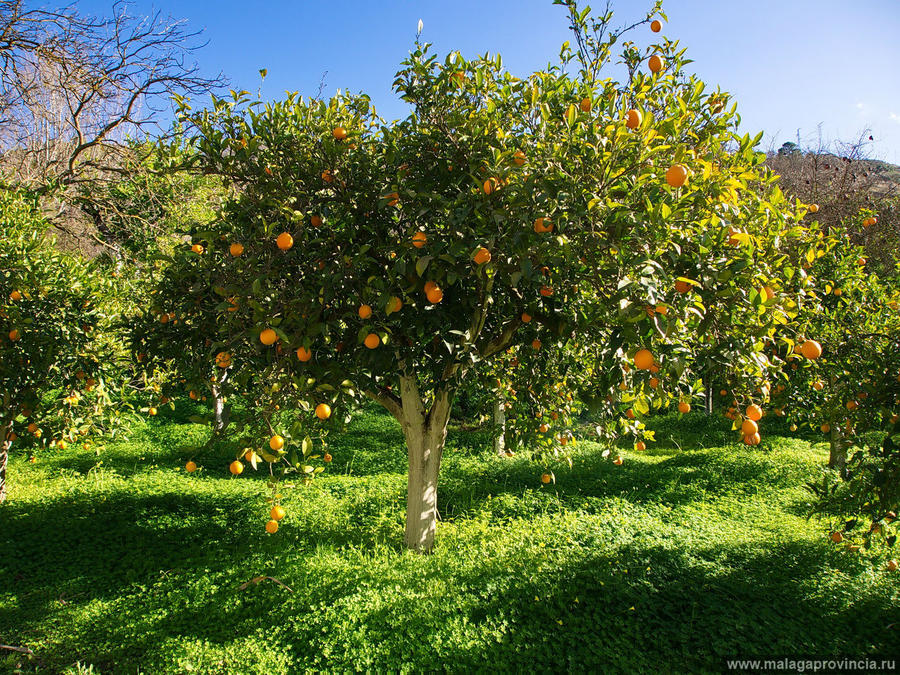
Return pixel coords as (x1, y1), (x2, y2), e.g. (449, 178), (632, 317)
(1, 421), (10, 505)
(211, 372), (231, 436)
(493, 396), (506, 456)
(828, 426), (849, 477)
(705, 387), (713, 415)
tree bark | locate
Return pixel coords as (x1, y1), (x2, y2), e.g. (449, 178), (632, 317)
(705, 387), (714, 415)
(494, 396), (506, 456)
(1, 421), (10, 505)
(828, 426), (849, 478)
(395, 375), (453, 553)
(211, 372), (231, 436)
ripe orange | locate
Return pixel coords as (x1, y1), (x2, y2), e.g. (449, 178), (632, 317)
(634, 349), (654, 371)
(364, 333), (380, 349)
(800, 340), (822, 360)
(857, 258), (866, 266)
(887, 560), (898, 572)
(324, 453), (333, 463)
(358, 304), (373, 319)
(649, 377), (660, 389)
(269, 435), (285, 451)
(626, 408), (636, 419)
(821, 423), (831, 433)
(148, 407), (158, 416)
(665, 163), (688, 188)
(846, 400), (859, 411)
(483, 177), (499, 195)
(541, 473), (552, 484)
(9, 290), (22, 301)
(296, 346), (312, 362)
(412, 231), (428, 248)
(332, 126), (347, 140)
(315, 403), (332, 420)
(674, 279), (691, 294)
(813, 381), (824, 391)
(635, 440), (647, 451)
(579, 97), (592, 112)
(265, 519), (279, 534)
(513, 150), (526, 166)
(743, 432), (761, 446)
(9, 329), (20, 341)
(229, 460), (244, 475)
(539, 424), (549, 433)
(521, 312), (532, 323)
(191, 243), (204, 255)
(271, 505), (286, 521)
(309, 214), (324, 228)
(625, 109), (642, 129)
(533, 217), (553, 233)
(539, 286), (553, 297)
(532, 339), (542, 351)
(613, 456), (624, 466)
(386, 296), (403, 314)
(678, 401), (691, 414)
(276, 232), (294, 250)
(260, 328), (278, 345)
(746, 404), (763, 421)
(185, 460), (197, 472)
(426, 286), (444, 304)
(27, 422), (38, 433)
(830, 531), (843, 543)
(322, 169), (334, 183)
(648, 54), (663, 73)
(230, 243), (244, 257)
(650, 19), (662, 32)
(741, 419), (759, 436)
(424, 280), (437, 293)
(808, 203), (819, 213)
(215, 351), (232, 368)
(473, 247), (491, 265)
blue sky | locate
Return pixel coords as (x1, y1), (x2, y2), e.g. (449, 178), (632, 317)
(80, 0), (900, 163)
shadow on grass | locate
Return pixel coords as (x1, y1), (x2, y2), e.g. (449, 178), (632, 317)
(375, 539), (897, 672)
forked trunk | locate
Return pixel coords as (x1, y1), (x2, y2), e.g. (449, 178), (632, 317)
(828, 426), (849, 478)
(397, 376), (453, 553)
(493, 396), (506, 456)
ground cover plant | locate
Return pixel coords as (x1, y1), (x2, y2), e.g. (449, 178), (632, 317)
(2, 406), (898, 673)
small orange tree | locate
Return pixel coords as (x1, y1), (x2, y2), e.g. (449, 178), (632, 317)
(0, 188), (115, 502)
(142, 1), (812, 551)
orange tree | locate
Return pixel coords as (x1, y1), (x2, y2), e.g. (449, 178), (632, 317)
(766, 225), (900, 547)
(0, 187), (117, 502)
(140, 1), (815, 551)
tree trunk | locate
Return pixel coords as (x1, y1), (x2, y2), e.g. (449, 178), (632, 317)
(211, 374), (231, 436)
(828, 426), (849, 477)
(493, 396), (506, 456)
(397, 376), (453, 553)
(705, 387), (714, 415)
(1, 422), (10, 505)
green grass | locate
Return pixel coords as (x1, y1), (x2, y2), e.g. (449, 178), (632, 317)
(1, 407), (898, 674)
